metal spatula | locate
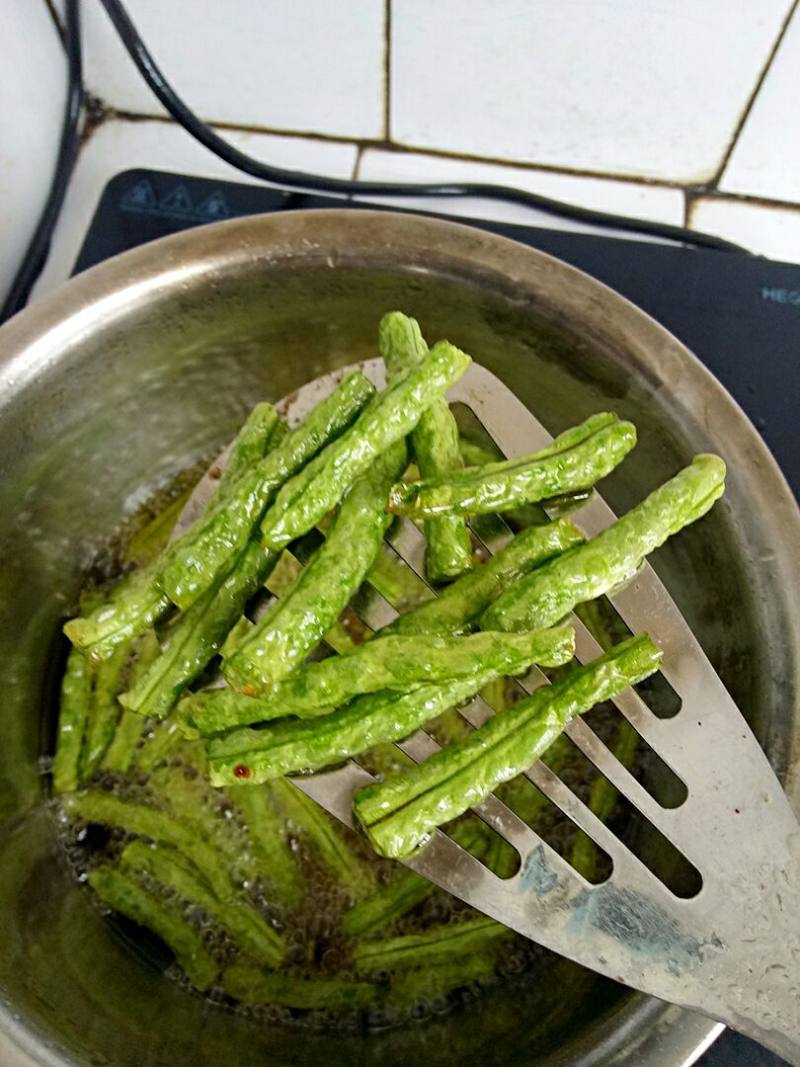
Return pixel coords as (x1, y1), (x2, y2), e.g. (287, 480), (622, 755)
(179, 359), (800, 1063)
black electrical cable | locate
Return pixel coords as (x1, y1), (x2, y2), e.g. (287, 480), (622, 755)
(99, 0), (746, 255)
(0, 0), (83, 324)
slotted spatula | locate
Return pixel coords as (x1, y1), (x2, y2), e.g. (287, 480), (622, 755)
(178, 359), (800, 1063)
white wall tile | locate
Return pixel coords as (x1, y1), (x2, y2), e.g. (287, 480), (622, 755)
(720, 9), (800, 205)
(391, 0), (792, 183)
(0, 0), (68, 307)
(357, 149), (684, 239)
(32, 118), (358, 299)
(79, 0), (384, 139)
(689, 197), (800, 264)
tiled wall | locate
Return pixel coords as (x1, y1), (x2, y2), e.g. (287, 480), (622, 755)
(4, 0), (800, 302)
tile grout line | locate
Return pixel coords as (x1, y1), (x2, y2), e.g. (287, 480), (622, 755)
(383, 0), (392, 142)
(708, 0), (800, 188)
(100, 108), (800, 217)
(351, 145), (365, 181)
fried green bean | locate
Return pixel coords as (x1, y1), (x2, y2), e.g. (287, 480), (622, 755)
(224, 444), (407, 692)
(354, 635), (662, 859)
(158, 371), (375, 610)
(380, 311), (473, 582)
(352, 916), (512, 972)
(482, 455), (726, 632)
(261, 341), (471, 550)
(63, 563), (172, 662)
(226, 783), (303, 902)
(120, 541), (275, 720)
(187, 627), (574, 736)
(216, 401), (280, 498)
(52, 645), (94, 794)
(267, 778), (373, 899)
(88, 865), (218, 991)
(64, 791), (235, 901)
(207, 628), (573, 785)
(390, 954), (496, 1005)
(101, 630), (162, 773)
(341, 820), (487, 938)
(120, 841), (285, 967)
(222, 961), (377, 1009)
(389, 413), (636, 519)
(384, 518), (584, 636)
(81, 639), (131, 778)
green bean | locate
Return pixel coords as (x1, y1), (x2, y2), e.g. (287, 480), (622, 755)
(353, 916), (512, 972)
(81, 640), (131, 778)
(158, 372), (375, 610)
(64, 791), (235, 901)
(136, 718), (183, 772)
(384, 519), (584, 636)
(52, 645), (94, 794)
(354, 635), (662, 858)
(261, 341), (471, 550)
(223, 961), (377, 1009)
(216, 401), (280, 498)
(88, 865), (218, 991)
(482, 455), (726, 632)
(226, 783), (303, 902)
(380, 311), (473, 582)
(120, 841), (285, 967)
(120, 542), (275, 720)
(388, 413), (636, 519)
(267, 778), (373, 899)
(224, 444), (407, 692)
(390, 954), (496, 1005)
(207, 628), (572, 785)
(63, 563), (172, 662)
(101, 630), (162, 773)
(341, 820), (487, 938)
(188, 627), (574, 736)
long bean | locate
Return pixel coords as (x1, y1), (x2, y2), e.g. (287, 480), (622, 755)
(389, 413), (636, 519)
(206, 629), (573, 785)
(226, 783), (303, 903)
(88, 865), (218, 991)
(120, 841), (285, 967)
(261, 341), (471, 550)
(224, 444), (407, 692)
(341, 820), (487, 938)
(120, 541), (275, 720)
(353, 916), (512, 972)
(81, 640), (131, 777)
(354, 635), (662, 858)
(101, 630), (162, 773)
(216, 401), (280, 498)
(380, 311), (473, 581)
(223, 961), (377, 1009)
(268, 778), (373, 899)
(64, 791), (235, 901)
(185, 627), (575, 735)
(482, 455), (726, 632)
(63, 563), (172, 662)
(158, 372), (375, 610)
(384, 519), (584, 636)
(52, 645), (94, 794)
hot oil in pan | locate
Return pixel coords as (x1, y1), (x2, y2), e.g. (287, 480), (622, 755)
(51, 475), (670, 1033)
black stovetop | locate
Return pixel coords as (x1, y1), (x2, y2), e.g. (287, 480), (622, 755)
(72, 168), (797, 1067)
